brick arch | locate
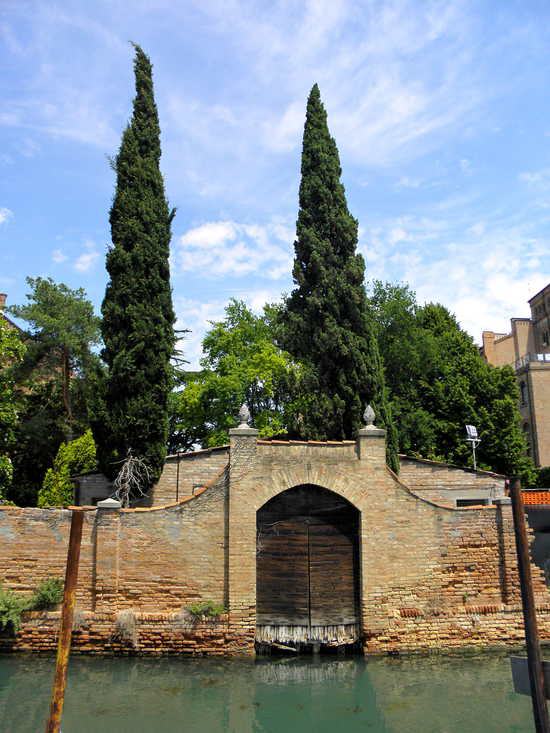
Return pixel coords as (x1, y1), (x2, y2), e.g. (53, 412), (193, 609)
(250, 463), (364, 513)
(256, 481), (361, 514)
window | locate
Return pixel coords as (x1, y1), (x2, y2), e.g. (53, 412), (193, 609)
(543, 330), (549, 347)
(456, 498), (489, 507)
(520, 381), (527, 405)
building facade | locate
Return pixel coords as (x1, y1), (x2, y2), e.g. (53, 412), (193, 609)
(481, 283), (550, 468)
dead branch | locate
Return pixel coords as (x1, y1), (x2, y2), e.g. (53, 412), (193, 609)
(112, 451), (152, 508)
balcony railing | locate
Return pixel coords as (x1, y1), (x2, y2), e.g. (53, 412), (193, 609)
(515, 352), (550, 369)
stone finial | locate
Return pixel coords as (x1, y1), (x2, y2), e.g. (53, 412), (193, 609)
(363, 404), (376, 427)
(357, 402), (385, 460)
(97, 497), (121, 510)
(237, 403), (251, 428)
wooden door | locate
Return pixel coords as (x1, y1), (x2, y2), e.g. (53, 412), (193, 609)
(308, 514), (359, 627)
(256, 517), (310, 626)
(256, 486), (359, 634)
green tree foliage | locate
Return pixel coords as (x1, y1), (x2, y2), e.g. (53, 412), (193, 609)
(279, 84), (398, 470)
(370, 281), (536, 484)
(0, 319), (25, 501)
(8, 381), (70, 506)
(9, 277), (100, 437)
(38, 429), (97, 507)
(93, 45), (175, 489)
(169, 300), (299, 449)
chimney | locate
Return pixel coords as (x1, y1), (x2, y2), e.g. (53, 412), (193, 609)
(481, 331), (495, 365)
(0, 294), (6, 310)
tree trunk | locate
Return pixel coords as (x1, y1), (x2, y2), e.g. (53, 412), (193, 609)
(61, 346), (73, 440)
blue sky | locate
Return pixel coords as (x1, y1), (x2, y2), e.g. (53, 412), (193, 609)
(2, 1), (550, 366)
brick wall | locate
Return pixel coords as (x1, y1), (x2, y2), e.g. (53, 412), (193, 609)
(74, 447), (230, 507)
(0, 611), (235, 655)
(399, 456), (505, 504)
(1, 465), (228, 616)
(147, 447), (229, 506)
(2, 433), (549, 656)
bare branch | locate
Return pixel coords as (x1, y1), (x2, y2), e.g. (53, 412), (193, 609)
(112, 451), (152, 507)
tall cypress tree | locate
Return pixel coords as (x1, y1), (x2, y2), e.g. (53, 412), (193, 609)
(282, 84), (399, 471)
(94, 45), (175, 488)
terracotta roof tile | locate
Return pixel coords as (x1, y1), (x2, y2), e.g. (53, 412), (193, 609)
(523, 491), (550, 505)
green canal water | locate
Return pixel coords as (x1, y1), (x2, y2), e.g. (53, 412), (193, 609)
(0, 652), (537, 732)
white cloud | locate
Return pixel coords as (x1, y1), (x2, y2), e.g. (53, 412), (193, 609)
(74, 241), (100, 272)
(263, 100), (306, 153)
(174, 297), (227, 370)
(176, 220), (293, 280)
(519, 168), (550, 187)
(174, 287), (285, 369)
(52, 248), (68, 263)
(0, 207), (13, 224)
(361, 206), (550, 343)
(180, 221), (237, 248)
(468, 221), (486, 237)
(396, 176), (423, 189)
(388, 227), (408, 245)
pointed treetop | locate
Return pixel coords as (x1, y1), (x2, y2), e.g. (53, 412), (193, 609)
(122, 43), (161, 162)
(309, 82), (320, 98)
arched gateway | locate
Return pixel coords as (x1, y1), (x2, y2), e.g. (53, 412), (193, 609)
(256, 484), (361, 647)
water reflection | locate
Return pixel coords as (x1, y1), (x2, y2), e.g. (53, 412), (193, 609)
(0, 653), (534, 733)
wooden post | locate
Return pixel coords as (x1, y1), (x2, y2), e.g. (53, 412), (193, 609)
(510, 478), (550, 733)
(45, 508), (84, 733)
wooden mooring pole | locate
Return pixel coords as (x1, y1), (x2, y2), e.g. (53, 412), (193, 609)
(510, 478), (550, 733)
(45, 508), (84, 733)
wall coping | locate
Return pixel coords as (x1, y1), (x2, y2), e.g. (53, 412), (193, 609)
(257, 439), (356, 446)
(165, 445), (230, 460)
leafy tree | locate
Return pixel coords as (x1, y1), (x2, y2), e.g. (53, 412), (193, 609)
(0, 319), (25, 501)
(93, 45), (176, 491)
(38, 429), (97, 507)
(370, 281), (536, 484)
(9, 276), (100, 437)
(170, 300), (299, 449)
(8, 381), (70, 506)
(279, 84), (398, 470)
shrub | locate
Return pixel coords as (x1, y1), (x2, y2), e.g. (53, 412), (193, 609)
(0, 455), (13, 503)
(0, 586), (29, 633)
(186, 600), (226, 619)
(30, 578), (64, 610)
(38, 429), (97, 507)
(0, 578), (64, 635)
